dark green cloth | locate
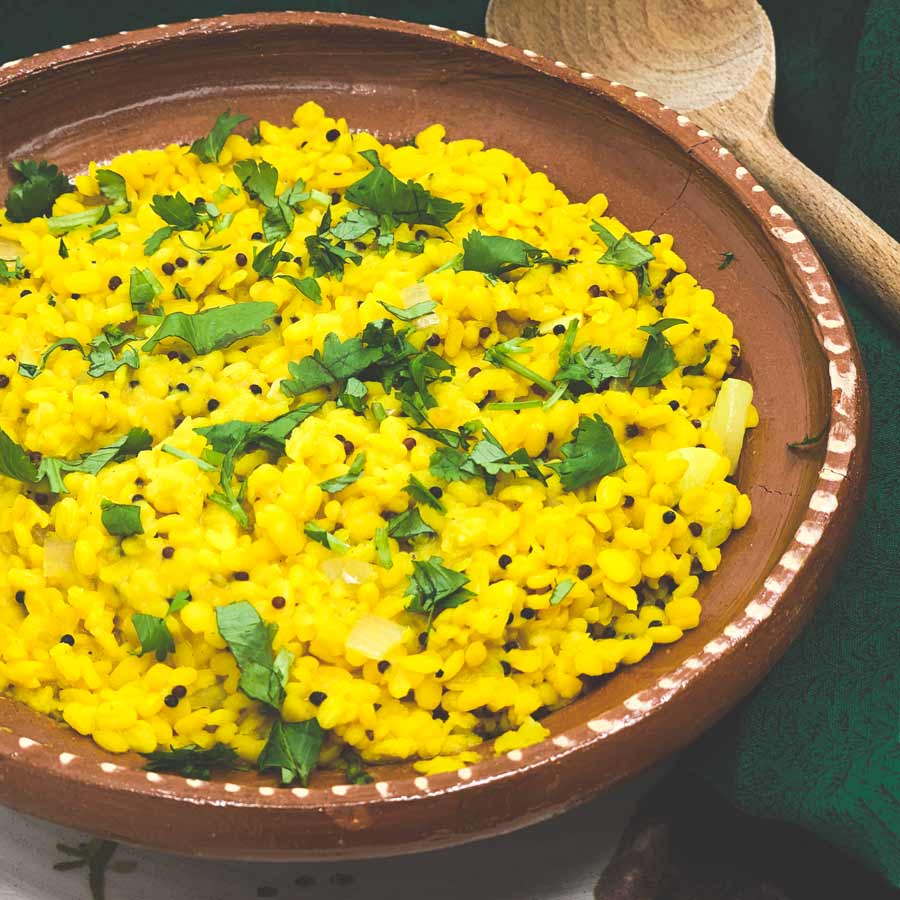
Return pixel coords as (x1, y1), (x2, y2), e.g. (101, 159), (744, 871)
(1, 0), (897, 884)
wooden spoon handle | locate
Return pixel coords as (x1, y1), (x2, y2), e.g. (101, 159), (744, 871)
(735, 128), (900, 330)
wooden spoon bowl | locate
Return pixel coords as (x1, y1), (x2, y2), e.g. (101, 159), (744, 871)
(488, 0), (900, 330)
(0, 13), (868, 859)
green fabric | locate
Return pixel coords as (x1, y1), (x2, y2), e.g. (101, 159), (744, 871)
(1, 0), (897, 883)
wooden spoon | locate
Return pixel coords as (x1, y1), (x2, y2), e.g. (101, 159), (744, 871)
(487, 0), (900, 330)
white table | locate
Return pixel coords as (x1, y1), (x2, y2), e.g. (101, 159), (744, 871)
(0, 768), (660, 900)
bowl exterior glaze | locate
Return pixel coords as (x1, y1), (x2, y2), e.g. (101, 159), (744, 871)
(0, 13), (868, 860)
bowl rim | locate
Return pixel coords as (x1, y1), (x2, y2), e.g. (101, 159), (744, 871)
(0, 9), (868, 843)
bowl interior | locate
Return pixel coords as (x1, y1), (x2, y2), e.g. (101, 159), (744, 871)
(0, 17), (831, 789)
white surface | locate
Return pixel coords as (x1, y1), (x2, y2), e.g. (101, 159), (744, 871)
(0, 767), (661, 900)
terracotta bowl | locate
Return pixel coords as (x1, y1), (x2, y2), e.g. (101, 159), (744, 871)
(0, 12), (868, 860)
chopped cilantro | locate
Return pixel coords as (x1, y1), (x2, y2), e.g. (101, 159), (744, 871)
(131, 613), (174, 661)
(216, 600), (293, 710)
(143, 743), (244, 780)
(304, 522), (350, 554)
(336, 376), (368, 413)
(251, 240), (289, 280)
(4, 160), (73, 222)
(0, 257), (25, 284)
(404, 473), (445, 512)
(461, 230), (573, 277)
(344, 149), (463, 229)
(405, 556), (474, 627)
(683, 340), (718, 376)
(189, 110), (250, 164)
(100, 500), (143, 538)
(387, 507), (435, 541)
(142, 301), (276, 355)
(128, 266), (163, 311)
(275, 274), (321, 304)
(631, 318), (687, 387)
(95, 169), (129, 208)
(305, 208), (362, 279)
(319, 452), (366, 493)
(719, 251), (735, 269)
(258, 718), (324, 786)
(548, 414), (625, 491)
(378, 298), (437, 321)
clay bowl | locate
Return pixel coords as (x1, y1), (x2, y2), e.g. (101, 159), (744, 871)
(0, 12), (868, 860)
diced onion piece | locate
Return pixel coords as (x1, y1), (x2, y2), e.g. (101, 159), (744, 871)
(538, 314), (580, 335)
(345, 614), (406, 660)
(43, 538), (75, 577)
(321, 557), (375, 586)
(667, 447), (728, 499)
(399, 282), (432, 308)
(708, 378), (753, 474)
(414, 311), (440, 329)
(0, 238), (22, 260)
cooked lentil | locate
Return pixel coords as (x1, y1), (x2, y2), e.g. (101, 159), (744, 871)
(0, 102), (754, 777)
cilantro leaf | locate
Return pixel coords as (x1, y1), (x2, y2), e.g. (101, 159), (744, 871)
(345, 150), (463, 229)
(168, 590), (192, 615)
(17, 337), (84, 379)
(189, 110), (250, 163)
(319, 452), (366, 494)
(86, 329), (140, 378)
(591, 220), (655, 269)
(4, 160), (73, 222)
(143, 227), (174, 256)
(404, 557), (474, 626)
(143, 743), (244, 780)
(258, 719), (324, 786)
(262, 200), (295, 241)
(100, 500), (143, 537)
(143, 301), (276, 355)
(281, 332), (382, 397)
(150, 193), (201, 230)
(548, 414), (625, 491)
(0, 428), (40, 484)
(0, 257), (25, 284)
(387, 507), (436, 541)
(341, 748), (374, 784)
(132, 613), (174, 661)
(95, 169), (129, 207)
(129, 266), (163, 311)
(0, 427), (151, 492)
(719, 251), (735, 270)
(252, 240), (288, 280)
(396, 239), (425, 255)
(336, 376), (368, 413)
(331, 208), (379, 241)
(555, 345), (632, 389)
(276, 274), (322, 304)
(429, 446), (478, 483)
(233, 159), (279, 207)
(305, 208), (362, 279)
(683, 340), (717, 376)
(404, 473), (446, 512)
(631, 318), (687, 388)
(378, 298), (437, 321)
(196, 404), (321, 527)
(216, 600), (292, 709)
(549, 578), (575, 606)
(304, 523), (350, 554)
(461, 230), (573, 276)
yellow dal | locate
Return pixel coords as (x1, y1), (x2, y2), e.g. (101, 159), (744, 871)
(0, 102), (753, 776)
